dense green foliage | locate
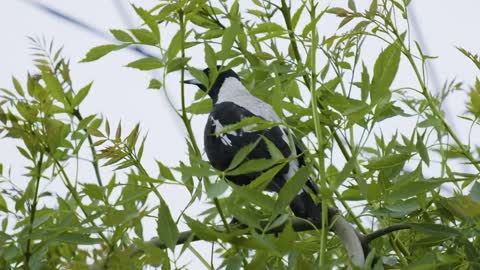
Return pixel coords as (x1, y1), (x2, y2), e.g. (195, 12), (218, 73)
(1, 0), (480, 269)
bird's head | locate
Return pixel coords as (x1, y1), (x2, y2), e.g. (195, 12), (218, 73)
(184, 66), (240, 102)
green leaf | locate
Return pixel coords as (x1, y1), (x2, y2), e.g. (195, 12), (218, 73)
(291, 4), (305, 30)
(72, 82), (92, 107)
(348, 0), (357, 11)
(213, 116), (277, 135)
(148, 79), (162, 89)
(262, 136), (284, 161)
(81, 44), (127, 62)
(157, 161), (175, 180)
(130, 28), (158, 45)
(126, 57), (164, 70)
(408, 223), (460, 238)
(371, 37), (402, 103)
(110, 29), (134, 42)
(184, 216), (219, 241)
(204, 178), (229, 198)
(0, 192), (7, 212)
(56, 233), (102, 244)
(250, 22), (285, 34)
(467, 78), (480, 118)
(227, 140), (261, 171)
(204, 43), (217, 72)
(367, 0), (378, 18)
(227, 158), (280, 176)
(12, 76), (25, 97)
(166, 57), (191, 73)
(222, 23), (240, 54)
(157, 199), (179, 250)
(42, 72), (65, 102)
(333, 158), (356, 190)
(132, 5), (159, 40)
(248, 164), (286, 191)
(327, 7), (349, 17)
(82, 183), (104, 201)
(231, 185), (275, 211)
(388, 180), (443, 201)
(416, 131), (430, 166)
(272, 166), (310, 217)
(365, 153), (411, 170)
(188, 66), (209, 87)
(175, 163), (217, 177)
(185, 99), (212, 114)
(167, 30), (182, 60)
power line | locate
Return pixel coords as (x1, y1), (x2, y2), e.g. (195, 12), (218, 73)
(20, 0), (155, 58)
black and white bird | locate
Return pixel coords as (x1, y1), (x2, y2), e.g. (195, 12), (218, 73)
(185, 67), (321, 221)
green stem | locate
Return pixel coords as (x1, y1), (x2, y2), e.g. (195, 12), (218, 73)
(73, 110), (103, 186)
(51, 157), (112, 249)
(24, 153), (44, 269)
(386, 19), (480, 174)
(179, 10), (201, 155)
(188, 246), (213, 270)
(129, 152), (164, 201)
(213, 198), (231, 233)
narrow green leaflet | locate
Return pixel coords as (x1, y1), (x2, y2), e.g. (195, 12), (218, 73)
(272, 166), (310, 217)
(157, 161), (175, 180)
(130, 28), (158, 45)
(213, 116), (277, 135)
(247, 163), (285, 190)
(131, 5), (160, 40)
(0, 193), (7, 212)
(370, 36), (402, 103)
(227, 158), (279, 176)
(184, 215), (219, 241)
(72, 82), (92, 107)
(204, 43), (217, 72)
(126, 57), (164, 70)
(388, 180), (443, 201)
(12, 77), (24, 97)
(56, 232), (102, 244)
(250, 22), (285, 34)
(157, 199), (179, 250)
(110, 29), (134, 43)
(227, 140), (261, 171)
(185, 99), (212, 114)
(221, 23), (240, 54)
(148, 79), (162, 89)
(42, 72), (65, 103)
(81, 44), (128, 62)
(365, 153), (411, 170)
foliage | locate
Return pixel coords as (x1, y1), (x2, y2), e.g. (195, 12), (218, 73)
(1, 1), (480, 269)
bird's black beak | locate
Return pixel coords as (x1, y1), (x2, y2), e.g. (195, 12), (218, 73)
(183, 78), (207, 91)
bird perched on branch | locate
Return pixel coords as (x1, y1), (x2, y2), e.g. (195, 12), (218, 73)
(185, 67), (321, 221)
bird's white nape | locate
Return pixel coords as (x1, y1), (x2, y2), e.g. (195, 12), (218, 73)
(216, 77), (280, 123)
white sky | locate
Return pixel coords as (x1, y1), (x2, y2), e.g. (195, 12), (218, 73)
(1, 0), (479, 268)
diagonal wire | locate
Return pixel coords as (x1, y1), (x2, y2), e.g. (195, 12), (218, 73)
(409, 5), (464, 196)
(20, 0), (155, 58)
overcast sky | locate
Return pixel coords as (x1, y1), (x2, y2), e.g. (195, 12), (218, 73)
(1, 0), (479, 268)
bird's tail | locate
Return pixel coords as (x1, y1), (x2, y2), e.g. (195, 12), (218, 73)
(289, 190), (322, 222)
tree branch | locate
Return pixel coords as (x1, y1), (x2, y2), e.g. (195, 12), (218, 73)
(361, 223), (412, 245)
(130, 208), (367, 268)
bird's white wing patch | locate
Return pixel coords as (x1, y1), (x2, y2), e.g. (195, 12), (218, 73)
(211, 117), (234, 146)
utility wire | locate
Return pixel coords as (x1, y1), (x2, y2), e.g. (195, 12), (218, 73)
(20, 0), (155, 58)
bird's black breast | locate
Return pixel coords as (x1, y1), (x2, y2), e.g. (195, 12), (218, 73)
(204, 102), (294, 186)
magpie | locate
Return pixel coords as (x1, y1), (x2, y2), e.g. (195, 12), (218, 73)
(185, 67), (321, 221)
